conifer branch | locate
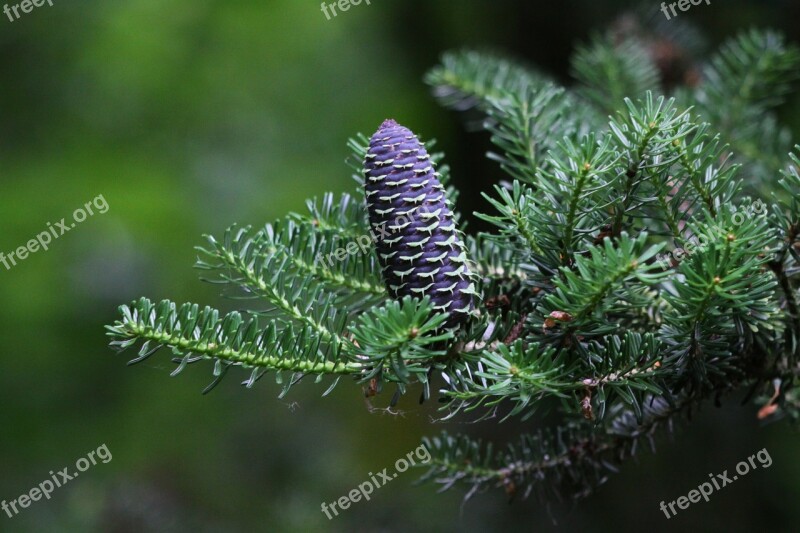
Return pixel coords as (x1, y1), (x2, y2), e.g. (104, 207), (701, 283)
(107, 22), (800, 505)
(107, 298), (361, 394)
(572, 36), (661, 116)
(425, 50), (548, 115)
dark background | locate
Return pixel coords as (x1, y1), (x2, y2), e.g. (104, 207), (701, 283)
(1, 1), (799, 531)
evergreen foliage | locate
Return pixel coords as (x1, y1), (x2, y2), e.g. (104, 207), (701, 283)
(107, 19), (800, 503)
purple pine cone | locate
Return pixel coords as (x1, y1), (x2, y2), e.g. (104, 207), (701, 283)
(363, 119), (475, 328)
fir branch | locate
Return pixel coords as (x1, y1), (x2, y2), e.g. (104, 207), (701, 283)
(694, 30), (800, 179)
(660, 206), (780, 390)
(534, 232), (668, 343)
(421, 395), (689, 502)
(202, 221), (385, 300)
(425, 50), (547, 116)
(465, 233), (526, 285)
(769, 147), (800, 367)
(351, 297), (454, 390)
(441, 341), (576, 421)
(483, 83), (576, 183)
(696, 29), (800, 129)
(290, 191), (369, 239)
(477, 181), (542, 261)
(572, 36), (661, 117)
(107, 298), (361, 393)
(606, 93), (695, 238)
(529, 134), (620, 270)
(106, 23), (800, 506)
(196, 225), (350, 345)
(673, 124), (738, 217)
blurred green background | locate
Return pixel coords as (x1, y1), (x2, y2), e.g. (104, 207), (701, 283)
(2, 1), (800, 531)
